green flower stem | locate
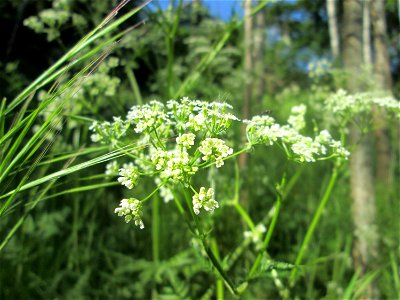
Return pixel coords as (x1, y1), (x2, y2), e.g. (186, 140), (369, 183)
(142, 182), (165, 203)
(390, 251), (400, 298)
(182, 186), (203, 232)
(189, 149), (202, 165)
(151, 127), (167, 150)
(234, 202), (255, 230)
(211, 238), (224, 300)
(189, 185), (197, 195)
(181, 186), (238, 296)
(172, 190), (196, 235)
(124, 65), (143, 105)
(152, 195), (160, 263)
(234, 161), (240, 202)
(317, 154), (341, 161)
(289, 163), (340, 285)
(248, 175), (286, 279)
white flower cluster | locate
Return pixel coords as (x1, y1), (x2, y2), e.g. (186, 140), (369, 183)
(176, 133), (196, 148)
(199, 138), (233, 167)
(246, 107), (349, 162)
(287, 104), (306, 131)
(105, 161), (119, 176)
(192, 187), (219, 215)
(89, 97), (351, 228)
(244, 223), (267, 250)
(114, 198), (144, 229)
(117, 163), (139, 189)
(89, 98), (240, 223)
(90, 98), (239, 144)
(89, 117), (129, 144)
(167, 97), (239, 135)
(325, 89), (400, 118)
(151, 148), (198, 183)
(127, 100), (169, 134)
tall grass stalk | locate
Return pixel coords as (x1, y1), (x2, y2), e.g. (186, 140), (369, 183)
(0, 1), (150, 248)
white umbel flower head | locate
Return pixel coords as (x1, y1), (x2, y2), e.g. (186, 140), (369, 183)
(117, 163), (139, 189)
(244, 224), (267, 250)
(192, 187), (219, 215)
(114, 198), (144, 229)
(176, 133), (196, 148)
(199, 138), (233, 168)
(287, 104), (306, 131)
(105, 161), (119, 176)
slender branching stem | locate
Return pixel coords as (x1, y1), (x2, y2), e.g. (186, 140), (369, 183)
(289, 162), (340, 285)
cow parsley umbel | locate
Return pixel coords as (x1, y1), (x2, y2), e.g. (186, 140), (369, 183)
(114, 198), (144, 229)
(91, 98), (241, 227)
(90, 97), (349, 228)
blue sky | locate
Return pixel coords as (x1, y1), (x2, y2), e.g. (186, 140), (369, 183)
(152, 0), (244, 21)
(202, 1), (244, 20)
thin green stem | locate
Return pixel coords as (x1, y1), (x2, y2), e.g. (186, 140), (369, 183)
(181, 186), (238, 296)
(248, 175), (286, 278)
(289, 163), (340, 285)
(152, 195), (160, 262)
(142, 182), (165, 202)
(234, 160), (240, 203)
(234, 203), (255, 230)
(211, 238), (224, 300)
(124, 65), (143, 105)
(171, 189), (196, 235)
(390, 252), (400, 298)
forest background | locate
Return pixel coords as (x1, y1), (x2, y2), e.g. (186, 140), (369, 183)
(0, 0), (399, 299)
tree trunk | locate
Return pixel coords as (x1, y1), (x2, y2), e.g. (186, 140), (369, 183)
(371, 0), (392, 90)
(242, 0), (253, 123)
(363, 0), (372, 66)
(239, 0), (253, 203)
(253, 8), (266, 107)
(343, 0), (378, 297)
(349, 127), (378, 270)
(327, 0), (340, 58)
(371, 0), (393, 186)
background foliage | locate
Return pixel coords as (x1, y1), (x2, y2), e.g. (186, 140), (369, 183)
(0, 0), (399, 299)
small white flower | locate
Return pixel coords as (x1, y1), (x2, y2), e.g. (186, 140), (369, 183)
(151, 148), (198, 182)
(288, 104), (306, 131)
(244, 223), (267, 250)
(105, 161), (119, 175)
(176, 133), (196, 148)
(117, 163), (139, 189)
(90, 133), (101, 142)
(199, 138), (233, 168)
(192, 187), (218, 215)
(186, 112), (206, 131)
(114, 198), (144, 228)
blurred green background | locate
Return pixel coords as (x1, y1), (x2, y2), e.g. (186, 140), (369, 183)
(0, 0), (399, 299)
